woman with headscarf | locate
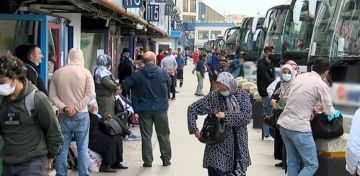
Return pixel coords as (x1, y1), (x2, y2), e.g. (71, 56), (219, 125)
(270, 64), (296, 172)
(187, 72), (252, 176)
(94, 54), (121, 117)
(87, 97), (126, 172)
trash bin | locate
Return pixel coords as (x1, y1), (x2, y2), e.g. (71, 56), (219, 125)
(251, 96), (264, 129)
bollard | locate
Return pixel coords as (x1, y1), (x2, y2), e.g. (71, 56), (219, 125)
(315, 134), (351, 176)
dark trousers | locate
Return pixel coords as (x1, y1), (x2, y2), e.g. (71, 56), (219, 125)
(208, 167), (230, 176)
(3, 157), (48, 176)
(169, 75), (176, 98)
(139, 111), (171, 164)
(121, 89), (131, 99)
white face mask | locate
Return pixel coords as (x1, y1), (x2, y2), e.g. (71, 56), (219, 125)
(0, 82), (16, 96)
(282, 74), (292, 82)
(220, 90), (231, 97)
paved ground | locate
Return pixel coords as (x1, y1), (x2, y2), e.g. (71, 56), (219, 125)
(56, 64), (284, 176)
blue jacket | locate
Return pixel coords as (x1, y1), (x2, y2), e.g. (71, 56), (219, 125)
(122, 64), (171, 113)
(228, 59), (244, 78)
(210, 53), (220, 74)
(176, 56), (185, 70)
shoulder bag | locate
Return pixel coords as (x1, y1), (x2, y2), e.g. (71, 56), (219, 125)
(311, 112), (344, 139)
(199, 94), (226, 144)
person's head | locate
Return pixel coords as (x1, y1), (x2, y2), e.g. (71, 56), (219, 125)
(219, 56), (228, 69)
(307, 59), (314, 72)
(285, 60), (300, 75)
(159, 49), (164, 54)
(281, 64), (295, 82)
(67, 48), (85, 66)
(216, 72), (237, 97)
(122, 48), (130, 57)
(263, 46), (275, 61)
(27, 45), (43, 66)
(177, 51), (182, 56)
(0, 55), (27, 96)
(312, 57), (330, 79)
(200, 54), (207, 61)
(96, 54), (112, 70)
(15, 44), (31, 61)
(143, 51), (156, 64)
(214, 47), (221, 54)
(168, 48), (172, 54)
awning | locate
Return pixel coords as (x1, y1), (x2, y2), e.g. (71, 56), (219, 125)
(94, 0), (169, 37)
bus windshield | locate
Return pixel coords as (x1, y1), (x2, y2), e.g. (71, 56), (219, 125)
(282, 0), (317, 65)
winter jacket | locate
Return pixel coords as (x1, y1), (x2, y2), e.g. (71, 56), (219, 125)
(256, 58), (275, 97)
(122, 63), (171, 113)
(0, 80), (63, 164)
(23, 60), (48, 95)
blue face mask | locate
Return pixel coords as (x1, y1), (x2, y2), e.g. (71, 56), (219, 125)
(282, 74), (292, 82)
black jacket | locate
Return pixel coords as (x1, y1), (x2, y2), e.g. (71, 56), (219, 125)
(118, 56), (134, 83)
(23, 60), (48, 96)
(256, 58), (275, 97)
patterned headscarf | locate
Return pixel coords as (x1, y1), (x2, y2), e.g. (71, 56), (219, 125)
(216, 72), (241, 112)
(94, 54), (112, 84)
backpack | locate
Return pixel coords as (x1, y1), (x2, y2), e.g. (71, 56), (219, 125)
(0, 89), (37, 117)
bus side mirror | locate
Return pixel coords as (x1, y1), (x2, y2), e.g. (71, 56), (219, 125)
(309, 0), (317, 18)
(293, 0), (304, 32)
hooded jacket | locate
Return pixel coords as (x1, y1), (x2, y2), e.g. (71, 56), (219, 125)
(122, 63), (171, 113)
(49, 48), (95, 112)
(0, 80), (63, 164)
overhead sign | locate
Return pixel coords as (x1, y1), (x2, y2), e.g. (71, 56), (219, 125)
(165, 5), (174, 15)
(123, 0), (142, 8)
(147, 5), (160, 22)
(332, 83), (360, 106)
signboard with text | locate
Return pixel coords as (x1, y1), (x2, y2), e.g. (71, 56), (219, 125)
(165, 5), (174, 15)
(147, 5), (160, 22)
(123, 0), (142, 8)
(155, 0), (165, 3)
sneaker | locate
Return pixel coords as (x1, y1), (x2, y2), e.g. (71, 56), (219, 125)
(126, 134), (141, 141)
(162, 159), (171, 166)
(275, 162), (284, 167)
(263, 136), (274, 141)
(143, 163), (152, 167)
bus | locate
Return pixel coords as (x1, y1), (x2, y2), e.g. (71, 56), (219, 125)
(282, 0), (322, 73)
(222, 26), (241, 55)
(308, 0), (360, 133)
(261, 4), (290, 69)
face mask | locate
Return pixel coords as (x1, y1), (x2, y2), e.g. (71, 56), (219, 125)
(0, 82), (16, 96)
(220, 90), (231, 97)
(268, 54), (275, 60)
(282, 74), (292, 82)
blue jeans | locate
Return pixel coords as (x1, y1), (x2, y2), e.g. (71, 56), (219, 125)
(262, 96), (272, 137)
(55, 112), (90, 176)
(280, 127), (318, 176)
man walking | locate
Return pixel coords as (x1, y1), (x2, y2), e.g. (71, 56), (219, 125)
(277, 57), (336, 176)
(49, 48), (95, 176)
(257, 46), (276, 141)
(175, 51), (185, 88)
(207, 47), (221, 91)
(122, 51), (172, 168)
(161, 49), (177, 100)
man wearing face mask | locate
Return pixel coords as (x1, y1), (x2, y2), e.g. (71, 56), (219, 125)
(0, 55), (63, 176)
(257, 46), (276, 141)
(15, 44), (47, 95)
(277, 57), (338, 176)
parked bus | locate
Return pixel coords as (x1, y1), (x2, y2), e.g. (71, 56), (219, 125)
(308, 0), (360, 133)
(222, 26), (241, 55)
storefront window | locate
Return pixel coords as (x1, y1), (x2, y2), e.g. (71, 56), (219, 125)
(190, 0), (196, 13)
(183, 0), (188, 12)
(198, 30), (209, 40)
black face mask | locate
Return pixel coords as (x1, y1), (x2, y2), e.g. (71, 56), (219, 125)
(268, 54), (275, 60)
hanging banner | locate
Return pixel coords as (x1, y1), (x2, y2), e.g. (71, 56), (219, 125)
(123, 0), (142, 8)
(147, 4), (160, 22)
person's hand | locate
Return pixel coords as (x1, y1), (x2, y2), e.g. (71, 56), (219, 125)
(215, 112), (225, 119)
(310, 112), (315, 121)
(104, 115), (112, 121)
(47, 158), (54, 174)
(314, 104), (323, 113)
(115, 86), (122, 94)
(195, 130), (201, 139)
(271, 99), (278, 109)
(64, 107), (76, 117)
(134, 113), (139, 122)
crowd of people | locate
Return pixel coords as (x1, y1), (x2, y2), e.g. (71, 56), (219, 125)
(0, 43), (359, 176)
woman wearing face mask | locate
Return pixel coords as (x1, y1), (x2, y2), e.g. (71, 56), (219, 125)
(270, 64), (296, 173)
(94, 54), (121, 118)
(0, 55), (63, 176)
(187, 72), (252, 176)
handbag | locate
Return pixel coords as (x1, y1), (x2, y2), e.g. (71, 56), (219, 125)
(99, 118), (123, 136)
(199, 94), (226, 144)
(311, 112), (344, 139)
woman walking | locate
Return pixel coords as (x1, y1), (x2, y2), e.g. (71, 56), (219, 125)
(192, 54), (207, 96)
(187, 72), (252, 176)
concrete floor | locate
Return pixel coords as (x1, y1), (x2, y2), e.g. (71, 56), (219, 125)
(55, 64), (284, 176)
